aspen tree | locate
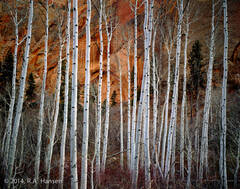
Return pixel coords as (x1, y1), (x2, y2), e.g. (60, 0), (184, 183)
(95, 0), (103, 183)
(7, 0), (33, 183)
(132, 0), (154, 188)
(59, 0), (71, 187)
(127, 40), (131, 169)
(70, 0), (79, 187)
(220, 0), (228, 188)
(234, 132), (240, 188)
(180, 3), (189, 180)
(164, 0), (183, 179)
(101, 6), (113, 172)
(80, 0), (91, 188)
(4, 5), (26, 165)
(45, 17), (63, 189)
(34, 0), (48, 185)
(199, 0), (215, 181)
(131, 0), (138, 172)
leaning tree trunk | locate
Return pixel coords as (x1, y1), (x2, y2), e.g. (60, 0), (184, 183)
(7, 0), (33, 183)
(95, 0), (103, 184)
(101, 13), (113, 172)
(81, 1), (91, 188)
(70, 0), (79, 188)
(180, 5), (189, 180)
(59, 0), (71, 187)
(164, 0), (183, 180)
(34, 0), (48, 186)
(45, 23), (63, 189)
(220, 0), (228, 188)
(234, 132), (240, 188)
(131, 0), (138, 172)
(199, 0), (215, 182)
(4, 9), (22, 165)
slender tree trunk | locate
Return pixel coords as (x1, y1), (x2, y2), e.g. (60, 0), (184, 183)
(220, 0), (228, 188)
(199, 0), (216, 182)
(101, 13), (113, 172)
(186, 101), (192, 189)
(59, 0), (71, 187)
(157, 102), (166, 160)
(161, 45), (172, 172)
(95, 0), (103, 183)
(7, 0), (33, 183)
(70, 0), (79, 187)
(119, 59), (124, 169)
(127, 41), (131, 169)
(34, 0), (48, 185)
(4, 9), (20, 165)
(18, 121), (25, 168)
(81, 1), (91, 188)
(132, 0), (154, 188)
(180, 6), (189, 180)
(164, 0), (183, 180)
(45, 24), (63, 189)
(131, 0), (138, 172)
(234, 133), (240, 188)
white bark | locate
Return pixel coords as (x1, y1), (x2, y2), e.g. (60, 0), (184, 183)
(7, 0), (33, 182)
(132, 0), (154, 188)
(59, 0), (71, 187)
(119, 59), (124, 169)
(220, 0), (228, 188)
(180, 7), (189, 180)
(127, 41), (131, 170)
(161, 43), (172, 172)
(164, 0), (183, 179)
(101, 11), (113, 172)
(131, 0), (138, 172)
(80, 1), (91, 188)
(34, 0), (48, 185)
(157, 102), (166, 160)
(45, 23), (63, 189)
(70, 0), (79, 187)
(95, 0), (103, 183)
(4, 9), (21, 165)
(199, 0), (215, 181)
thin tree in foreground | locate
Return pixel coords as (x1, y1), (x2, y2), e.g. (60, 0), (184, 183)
(81, 0), (91, 188)
(127, 40), (131, 170)
(199, 0), (215, 181)
(34, 0), (49, 186)
(45, 16), (63, 189)
(70, 0), (79, 188)
(220, 0), (228, 188)
(7, 0), (33, 184)
(95, 0), (103, 184)
(59, 0), (71, 187)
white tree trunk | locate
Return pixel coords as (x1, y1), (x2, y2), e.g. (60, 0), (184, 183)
(34, 0), (48, 185)
(45, 24), (63, 189)
(119, 60), (124, 169)
(95, 0), (103, 183)
(220, 0), (228, 188)
(70, 0), (79, 187)
(59, 0), (71, 187)
(157, 102), (166, 160)
(199, 0), (215, 181)
(164, 0), (183, 179)
(81, 1), (91, 188)
(131, 0), (138, 172)
(127, 41), (131, 169)
(180, 8), (189, 180)
(161, 44), (172, 172)
(132, 0), (154, 188)
(101, 13), (113, 172)
(7, 0), (33, 182)
(4, 9), (21, 165)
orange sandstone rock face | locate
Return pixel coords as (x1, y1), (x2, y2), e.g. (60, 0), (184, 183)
(0, 0), (143, 103)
